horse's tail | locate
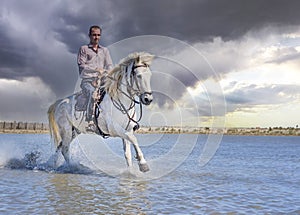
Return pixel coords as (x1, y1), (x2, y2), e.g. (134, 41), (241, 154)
(48, 100), (62, 148)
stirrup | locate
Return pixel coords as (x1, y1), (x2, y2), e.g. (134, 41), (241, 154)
(86, 124), (96, 133)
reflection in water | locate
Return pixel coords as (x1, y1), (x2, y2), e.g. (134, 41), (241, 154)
(46, 171), (151, 214)
(2, 134), (299, 214)
(118, 176), (151, 214)
(47, 173), (98, 214)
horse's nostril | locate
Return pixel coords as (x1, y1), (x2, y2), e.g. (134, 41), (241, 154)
(140, 92), (153, 105)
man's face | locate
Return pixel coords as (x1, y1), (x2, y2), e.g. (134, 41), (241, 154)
(89, 28), (101, 45)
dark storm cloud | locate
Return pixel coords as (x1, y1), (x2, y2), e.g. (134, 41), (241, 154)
(50, 0), (300, 53)
(0, 21), (35, 76)
(114, 0), (300, 42)
(1, 0), (300, 122)
(1, 0), (300, 82)
(50, 1), (117, 53)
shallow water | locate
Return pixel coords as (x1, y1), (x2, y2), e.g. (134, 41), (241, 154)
(0, 133), (299, 214)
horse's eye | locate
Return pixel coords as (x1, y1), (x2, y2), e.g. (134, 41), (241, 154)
(137, 74), (142, 79)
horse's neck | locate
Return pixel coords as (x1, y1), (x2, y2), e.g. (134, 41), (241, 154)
(117, 76), (135, 106)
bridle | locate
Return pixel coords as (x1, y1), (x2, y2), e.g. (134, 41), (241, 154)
(94, 61), (152, 137)
(126, 63), (152, 100)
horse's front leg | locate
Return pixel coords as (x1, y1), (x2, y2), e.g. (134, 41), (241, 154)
(126, 132), (149, 172)
(122, 139), (133, 168)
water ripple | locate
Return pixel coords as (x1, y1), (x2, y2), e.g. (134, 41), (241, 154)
(0, 134), (299, 214)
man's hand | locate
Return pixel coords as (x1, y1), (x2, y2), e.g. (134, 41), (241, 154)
(97, 68), (109, 79)
(96, 68), (104, 74)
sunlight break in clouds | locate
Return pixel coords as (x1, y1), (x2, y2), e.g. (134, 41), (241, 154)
(170, 29), (300, 128)
(1, 0), (300, 127)
(218, 31), (300, 127)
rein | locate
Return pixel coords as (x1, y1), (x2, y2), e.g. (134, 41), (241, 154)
(111, 63), (148, 130)
(112, 95), (143, 131)
(94, 109), (110, 138)
(94, 62), (149, 137)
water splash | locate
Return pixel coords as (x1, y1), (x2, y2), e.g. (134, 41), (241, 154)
(2, 149), (95, 175)
(4, 151), (41, 170)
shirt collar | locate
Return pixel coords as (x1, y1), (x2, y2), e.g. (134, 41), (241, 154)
(88, 44), (103, 49)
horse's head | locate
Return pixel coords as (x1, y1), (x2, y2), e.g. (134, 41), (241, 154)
(129, 53), (154, 105)
(105, 52), (154, 105)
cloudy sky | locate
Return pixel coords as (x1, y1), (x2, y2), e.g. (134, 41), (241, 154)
(0, 0), (300, 128)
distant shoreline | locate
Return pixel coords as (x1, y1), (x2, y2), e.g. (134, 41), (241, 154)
(137, 126), (300, 136)
(0, 121), (299, 136)
(0, 129), (49, 134)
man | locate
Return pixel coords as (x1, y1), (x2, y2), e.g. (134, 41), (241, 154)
(77, 25), (113, 131)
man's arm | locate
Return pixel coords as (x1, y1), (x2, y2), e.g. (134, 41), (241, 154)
(77, 46), (88, 74)
(104, 48), (113, 71)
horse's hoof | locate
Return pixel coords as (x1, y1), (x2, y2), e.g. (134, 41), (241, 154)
(139, 163), (150, 172)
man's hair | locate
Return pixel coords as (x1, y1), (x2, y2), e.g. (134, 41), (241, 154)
(89, 25), (102, 35)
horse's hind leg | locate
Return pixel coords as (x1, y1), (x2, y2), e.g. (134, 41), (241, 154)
(61, 139), (73, 165)
(51, 132), (72, 168)
(45, 142), (61, 169)
(59, 125), (74, 165)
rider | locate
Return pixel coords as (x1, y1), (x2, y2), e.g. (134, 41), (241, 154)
(77, 25), (113, 132)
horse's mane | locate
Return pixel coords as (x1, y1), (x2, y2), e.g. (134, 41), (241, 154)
(104, 52), (154, 99)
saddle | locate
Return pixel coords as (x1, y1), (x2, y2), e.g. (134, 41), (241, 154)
(75, 87), (106, 112)
(75, 91), (88, 111)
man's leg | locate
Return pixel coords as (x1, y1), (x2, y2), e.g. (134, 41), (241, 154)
(81, 81), (96, 130)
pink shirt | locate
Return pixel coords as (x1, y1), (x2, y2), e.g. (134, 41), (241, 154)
(77, 44), (113, 79)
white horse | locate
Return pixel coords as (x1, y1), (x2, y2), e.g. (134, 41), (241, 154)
(48, 52), (154, 172)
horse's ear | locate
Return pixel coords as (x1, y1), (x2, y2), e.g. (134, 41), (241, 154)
(142, 54), (155, 65)
(136, 55), (141, 64)
(146, 54), (155, 63)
